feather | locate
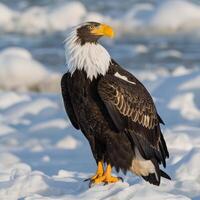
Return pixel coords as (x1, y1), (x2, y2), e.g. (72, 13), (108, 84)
(61, 73), (80, 130)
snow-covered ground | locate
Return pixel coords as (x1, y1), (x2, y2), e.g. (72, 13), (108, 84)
(0, 67), (200, 200)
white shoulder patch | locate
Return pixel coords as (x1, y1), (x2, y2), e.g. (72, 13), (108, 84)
(130, 147), (158, 180)
(114, 72), (136, 85)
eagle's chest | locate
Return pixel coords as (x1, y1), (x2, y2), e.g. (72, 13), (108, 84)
(68, 70), (105, 126)
(69, 70), (99, 102)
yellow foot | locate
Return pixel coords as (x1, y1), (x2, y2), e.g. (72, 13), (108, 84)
(89, 164), (123, 187)
(104, 175), (123, 184)
(92, 175), (122, 185)
(84, 172), (104, 182)
(84, 161), (104, 182)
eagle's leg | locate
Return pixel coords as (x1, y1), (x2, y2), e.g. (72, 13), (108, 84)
(91, 164), (122, 185)
(102, 164), (122, 184)
(85, 161), (104, 182)
(91, 161), (104, 180)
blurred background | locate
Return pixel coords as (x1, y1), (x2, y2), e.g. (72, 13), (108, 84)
(1, 0), (200, 92)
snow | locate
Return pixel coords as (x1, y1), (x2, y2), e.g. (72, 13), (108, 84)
(48, 2), (86, 32)
(179, 75), (200, 90)
(172, 66), (192, 77)
(133, 44), (149, 54)
(150, 0), (200, 33)
(168, 93), (200, 120)
(0, 47), (61, 92)
(0, 2), (86, 35)
(56, 136), (81, 150)
(0, 3), (16, 32)
(0, 67), (200, 199)
(155, 50), (182, 60)
(2, 0), (200, 36)
(122, 0), (200, 35)
(0, 92), (30, 109)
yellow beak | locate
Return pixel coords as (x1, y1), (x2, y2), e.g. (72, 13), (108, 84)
(91, 24), (115, 38)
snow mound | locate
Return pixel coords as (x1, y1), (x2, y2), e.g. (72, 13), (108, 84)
(17, 2), (86, 34)
(0, 92), (30, 109)
(172, 66), (192, 77)
(0, 166), (76, 200)
(168, 93), (200, 120)
(176, 148), (200, 181)
(0, 47), (61, 92)
(0, 2), (86, 35)
(150, 0), (200, 33)
(30, 119), (69, 132)
(155, 50), (182, 60)
(0, 124), (16, 136)
(121, 0), (200, 35)
(48, 2), (86, 32)
(179, 75), (200, 90)
(56, 136), (81, 150)
(0, 153), (20, 170)
(0, 3), (16, 32)
(5, 98), (58, 121)
(133, 44), (149, 54)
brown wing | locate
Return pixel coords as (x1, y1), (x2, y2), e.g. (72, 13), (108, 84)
(98, 74), (168, 167)
(61, 73), (80, 130)
(98, 74), (159, 130)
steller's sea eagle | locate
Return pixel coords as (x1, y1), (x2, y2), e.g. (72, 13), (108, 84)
(61, 22), (171, 186)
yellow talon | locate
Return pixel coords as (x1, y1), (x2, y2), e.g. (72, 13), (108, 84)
(91, 161), (104, 180)
(85, 161), (104, 183)
(90, 164), (123, 186)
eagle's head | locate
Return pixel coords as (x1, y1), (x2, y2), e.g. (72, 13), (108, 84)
(76, 22), (115, 45)
(65, 22), (114, 80)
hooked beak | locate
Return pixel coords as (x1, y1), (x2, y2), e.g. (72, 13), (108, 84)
(90, 23), (115, 38)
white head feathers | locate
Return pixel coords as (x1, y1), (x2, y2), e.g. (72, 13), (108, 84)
(65, 26), (111, 80)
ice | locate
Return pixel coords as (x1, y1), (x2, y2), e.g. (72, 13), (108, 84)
(150, 0), (200, 33)
(56, 136), (81, 150)
(172, 66), (192, 77)
(168, 93), (200, 120)
(179, 75), (200, 90)
(155, 50), (182, 60)
(0, 124), (15, 136)
(0, 153), (20, 170)
(0, 92), (30, 109)
(133, 44), (149, 54)
(0, 2), (86, 35)
(48, 2), (86, 32)
(17, 6), (49, 35)
(133, 68), (169, 82)
(5, 98), (58, 120)
(30, 119), (69, 132)
(121, 0), (200, 35)
(17, 2), (86, 34)
(0, 3), (16, 32)
(0, 47), (61, 92)
(175, 148), (200, 181)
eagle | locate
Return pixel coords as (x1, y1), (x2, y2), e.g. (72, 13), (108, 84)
(61, 22), (170, 186)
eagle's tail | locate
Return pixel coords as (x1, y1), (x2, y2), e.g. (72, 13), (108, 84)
(142, 169), (171, 186)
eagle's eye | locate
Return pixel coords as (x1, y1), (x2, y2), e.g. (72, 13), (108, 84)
(88, 25), (95, 30)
